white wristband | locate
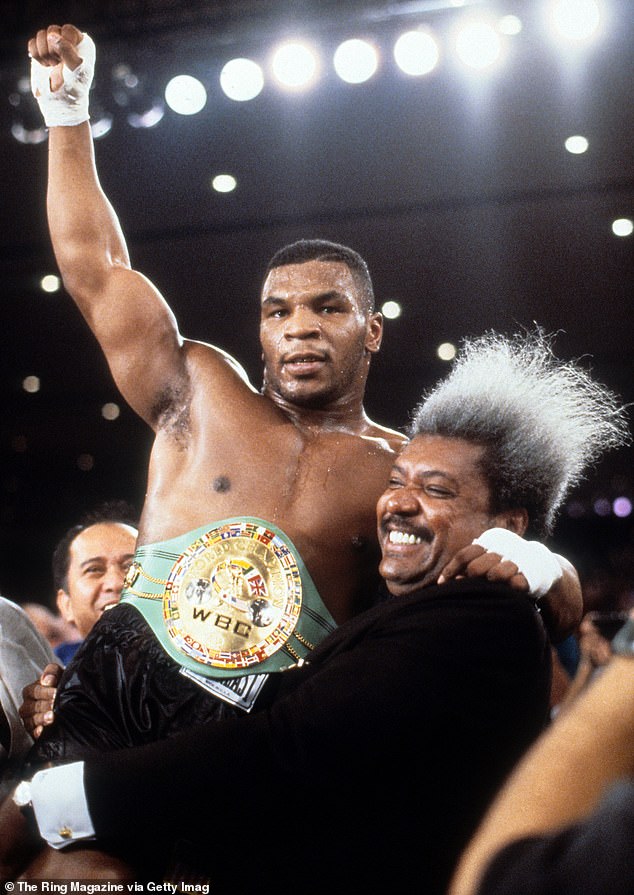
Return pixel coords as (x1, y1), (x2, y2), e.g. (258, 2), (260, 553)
(473, 528), (563, 599)
(30, 34), (96, 127)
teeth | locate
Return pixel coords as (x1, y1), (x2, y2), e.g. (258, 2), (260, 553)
(389, 530), (422, 545)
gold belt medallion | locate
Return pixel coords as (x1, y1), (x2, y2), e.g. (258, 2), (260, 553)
(163, 521), (303, 669)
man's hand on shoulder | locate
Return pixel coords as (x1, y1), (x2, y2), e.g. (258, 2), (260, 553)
(437, 542), (529, 591)
(19, 663), (62, 740)
(438, 528), (583, 640)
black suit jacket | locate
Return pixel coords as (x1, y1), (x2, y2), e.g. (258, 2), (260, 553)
(42, 580), (550, 892)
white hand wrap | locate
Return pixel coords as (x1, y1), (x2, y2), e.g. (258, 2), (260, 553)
(30, 34), (95, 127)
(473, 527), (563, 599)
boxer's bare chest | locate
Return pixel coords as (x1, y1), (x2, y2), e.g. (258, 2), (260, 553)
(136, 408), (400, 620)
(145, 419), (390, 537)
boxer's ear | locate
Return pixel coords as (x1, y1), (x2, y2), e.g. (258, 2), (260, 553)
(365, 312), (383, 354)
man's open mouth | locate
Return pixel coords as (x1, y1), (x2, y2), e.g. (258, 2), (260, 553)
(388, 530), (423, 545)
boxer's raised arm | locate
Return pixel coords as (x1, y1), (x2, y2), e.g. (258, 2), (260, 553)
(29, 25), (188, 427)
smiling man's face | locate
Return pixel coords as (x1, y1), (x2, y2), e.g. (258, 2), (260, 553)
(57, 522), (137, 638)
(377, 434), (502, 597)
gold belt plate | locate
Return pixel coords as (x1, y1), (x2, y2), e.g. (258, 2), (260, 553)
(164, 522), (303, 669)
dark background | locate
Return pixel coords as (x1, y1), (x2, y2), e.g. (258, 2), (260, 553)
(1, 0), (632, 609)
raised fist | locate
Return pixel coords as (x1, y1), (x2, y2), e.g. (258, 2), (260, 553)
(28, 24), (84, 92)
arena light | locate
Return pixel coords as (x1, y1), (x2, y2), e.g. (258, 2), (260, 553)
(550, 0), (602, 43)
(127, 103), (164, 129)
(455, 21), (502, 70)
(333, 39), (378, 84)
(77, 453), (95, 472)
(220, 58), (264, 101)
(164, 75), (207, 115)
(40, 274), (61, 293)
(593, 497), (611, 517)
(566, 500), (586, 519)
(11, 120), (47, 145)
(381, 300), (402, 320)
(613, 497), (633, 518)
(565, 135), (589, 154)
(437, 342), (457, 361)
(498, 15), (522, 36)
(101, 402), (121, 421)
(271, 41), (319, 90)
(9, 76), (47, 144)
(612, 218), (633, 237)
(89, 102), (114, 140)
(211, 174), (237, 193)
(393, 30), (440, 77)
(112, 64), (164, 129)
(22, 375), (40, 394)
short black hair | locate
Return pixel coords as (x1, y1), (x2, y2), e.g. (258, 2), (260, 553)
(265, 239), (375, 312)
(51, 500), (139, 593)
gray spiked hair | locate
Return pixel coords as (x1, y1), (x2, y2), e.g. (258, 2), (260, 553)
(409, 329), (630, 537)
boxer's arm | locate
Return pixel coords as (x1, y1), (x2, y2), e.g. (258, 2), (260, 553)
(532, 554), (582, 642)
(48, 123), (187, 427)
(28, 26), (191, 427)
(439, 532), (582, 641)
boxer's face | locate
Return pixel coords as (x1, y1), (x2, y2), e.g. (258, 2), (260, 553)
(259, 259), (382, 409)
(377, 434), (502, 597)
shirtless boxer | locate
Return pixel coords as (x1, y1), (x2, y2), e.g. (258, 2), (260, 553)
(21, 23), (580, 726)
(5, 328), (628, 888)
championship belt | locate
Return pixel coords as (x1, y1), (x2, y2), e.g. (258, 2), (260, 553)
(121, 518), (336, 680)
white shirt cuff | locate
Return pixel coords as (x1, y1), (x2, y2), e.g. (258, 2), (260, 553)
(30, 761), (95, 849)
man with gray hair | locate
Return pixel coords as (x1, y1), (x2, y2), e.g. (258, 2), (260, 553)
(401, 328), (629, 633)
(2, 330), (627, 891)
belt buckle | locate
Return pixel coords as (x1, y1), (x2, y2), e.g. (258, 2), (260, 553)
(164, 521), (303, 669)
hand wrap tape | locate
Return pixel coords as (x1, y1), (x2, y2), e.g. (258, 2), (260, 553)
(30, 34), (95, 127)
(473, 527), (562, 598)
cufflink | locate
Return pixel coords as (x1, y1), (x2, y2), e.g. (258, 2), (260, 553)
(13, 779), (33, 808)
